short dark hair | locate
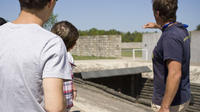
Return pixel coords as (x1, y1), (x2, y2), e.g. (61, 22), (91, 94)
(19, 0), (51, 10)
(51, 21), (79, 51)
(0, 17), (7, 26)
(152, 0), (178, 22)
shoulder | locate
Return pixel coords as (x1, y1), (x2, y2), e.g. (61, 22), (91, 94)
(162, 28), (182, 42)
(163, 24), (188, 41)
(26, 24), (66, 49)
(32, 24), (58, 40)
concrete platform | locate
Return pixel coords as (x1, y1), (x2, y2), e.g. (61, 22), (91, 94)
(70, 82), (152, 112)
(73, 58), (200, 84)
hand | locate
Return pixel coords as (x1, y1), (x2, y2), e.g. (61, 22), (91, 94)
(158, 107), (170, 112)
(143, 22), (161, 29)
(73, 90), (77, 100)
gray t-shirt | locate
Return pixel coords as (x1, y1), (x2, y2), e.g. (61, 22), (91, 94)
(0, 23), (71, 112)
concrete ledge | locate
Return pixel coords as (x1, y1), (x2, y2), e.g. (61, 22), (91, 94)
(81, 66), (151, 79)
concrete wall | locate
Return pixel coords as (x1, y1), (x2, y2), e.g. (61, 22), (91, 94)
(71, 35), (121, 57)
(142, 31), (200, 65)
(191, 31), (200, 65)
(142, 33), (161, 60)
(121, 42), (142, 49)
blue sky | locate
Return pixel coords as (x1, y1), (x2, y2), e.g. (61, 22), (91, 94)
(0, 0), (200, 32)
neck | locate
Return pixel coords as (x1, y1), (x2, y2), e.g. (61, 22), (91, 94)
(13, 10), (45, 26)
(161, 21), (176, 28)
(160, 21), (170, 27)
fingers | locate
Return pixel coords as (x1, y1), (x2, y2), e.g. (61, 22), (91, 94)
(143, 24), (151, 28)
(143, 22), (154, 28)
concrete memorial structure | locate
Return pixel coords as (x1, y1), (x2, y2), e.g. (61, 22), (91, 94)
(71, 35), (121, 58)
(142, 31), (200, 65)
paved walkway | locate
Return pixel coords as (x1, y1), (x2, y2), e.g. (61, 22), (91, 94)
(70, 83), (152, 112)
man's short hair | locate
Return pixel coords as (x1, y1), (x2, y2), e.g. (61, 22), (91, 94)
(0, 17), (7, 26)
(19, 0), (51, 10)
(51, 21), (79, 51)
(152, 0), (178, 22)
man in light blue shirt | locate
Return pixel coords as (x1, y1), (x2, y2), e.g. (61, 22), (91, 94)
(0, 0), (71, 112)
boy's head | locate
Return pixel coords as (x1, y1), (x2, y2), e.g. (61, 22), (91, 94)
(51, 21), (79, 51)
(152, 0), (178, 25)
(18, 0), (57, 23)
(19, 0), (54, 10)
(0, 17), (7, 26)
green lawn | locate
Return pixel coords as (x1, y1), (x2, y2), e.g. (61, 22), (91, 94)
(121, 48), (142, 57)
(72, 49), (142, 60)
(73, 55), (116, 60)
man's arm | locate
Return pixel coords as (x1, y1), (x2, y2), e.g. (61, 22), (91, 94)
(143, 22), (161, 29)
(43, 78), (66, 112)
(159, 60), (182, 112)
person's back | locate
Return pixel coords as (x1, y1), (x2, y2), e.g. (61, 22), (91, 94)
(0, 0), (71, 112)
(0, 23), (62, 111)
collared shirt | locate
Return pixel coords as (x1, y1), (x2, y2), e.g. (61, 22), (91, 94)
(152, 23), (191, 106)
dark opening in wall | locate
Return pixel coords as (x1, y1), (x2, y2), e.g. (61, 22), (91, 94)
(86, 74), (148, 99)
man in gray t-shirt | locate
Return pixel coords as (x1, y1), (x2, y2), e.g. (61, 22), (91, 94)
(0, 0), (71, 112)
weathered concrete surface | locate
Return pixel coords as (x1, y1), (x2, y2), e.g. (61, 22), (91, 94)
(191, 31), (200, 65)
(73, 58), (152, 73)
(121, 42), (142, 49)
(71, 82), (152, 112)
(142, 33), (161, 61)
(73, 58), (200, 84)
(71, 35), (121, 58)
(142, 31), (200, 65)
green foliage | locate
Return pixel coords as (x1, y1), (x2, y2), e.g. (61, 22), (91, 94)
(197, 24), (200, 31)
(43, 13), (58, 31)
(79, 28), (121, 36)
(79, 28), (142, 42)
(121, 31), (142, 42)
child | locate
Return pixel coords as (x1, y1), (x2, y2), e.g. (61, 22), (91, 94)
(51, 21), (79, 112)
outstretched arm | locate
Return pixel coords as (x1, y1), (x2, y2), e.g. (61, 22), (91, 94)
(143, 22), (161, 29)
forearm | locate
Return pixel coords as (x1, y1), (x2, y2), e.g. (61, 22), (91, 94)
(161, 72), (181, 109)
(43, 78), (66, 112)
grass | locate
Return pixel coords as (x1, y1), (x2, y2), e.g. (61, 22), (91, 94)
(73, 55), (116, 60)
(72, 49), (142, 60)
(121, 48), (142, 57)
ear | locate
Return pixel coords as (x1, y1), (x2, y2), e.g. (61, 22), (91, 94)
(47, 0), (55, 8)
(155, 11), (160, 17)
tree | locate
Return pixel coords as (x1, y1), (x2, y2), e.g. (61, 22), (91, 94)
(197, 24), (200, 31)
(43, 13), (58, 31)
(79, 28), (143, 42)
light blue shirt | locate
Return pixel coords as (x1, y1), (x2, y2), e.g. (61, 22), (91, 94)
(0, 23), (71, 112)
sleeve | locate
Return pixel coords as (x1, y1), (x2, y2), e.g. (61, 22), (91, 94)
(40, 37), (72, 80)
(163, 36), (183, 63)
